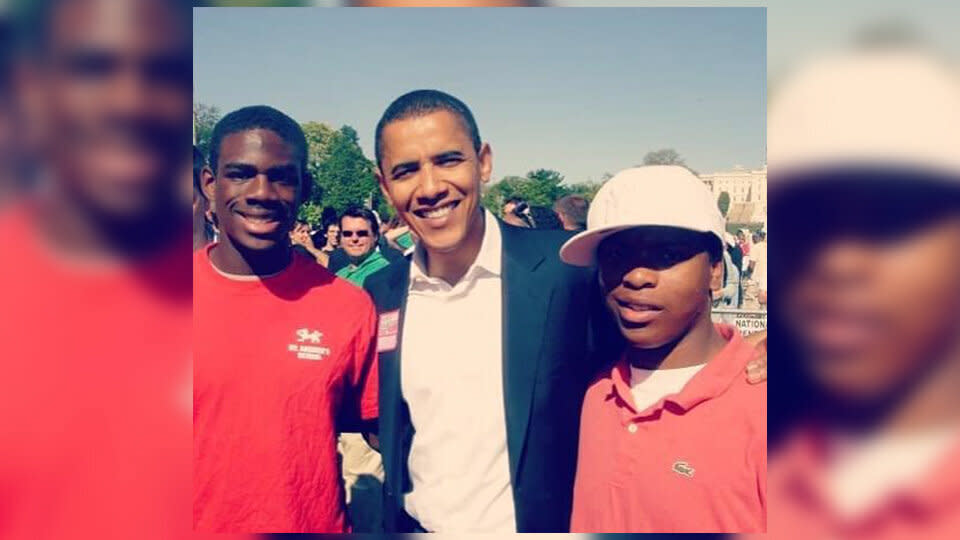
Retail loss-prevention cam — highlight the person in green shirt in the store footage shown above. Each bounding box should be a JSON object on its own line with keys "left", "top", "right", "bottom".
{"left": 335, "top": 205, "right": 392, "bottom": 286}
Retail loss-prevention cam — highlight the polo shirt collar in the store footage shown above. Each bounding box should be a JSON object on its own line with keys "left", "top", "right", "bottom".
{"left": 608, "top": 324, "right": 755, "bottom": 423}
{"left": 409, "top": 209, "right": 502, "bottom": 287}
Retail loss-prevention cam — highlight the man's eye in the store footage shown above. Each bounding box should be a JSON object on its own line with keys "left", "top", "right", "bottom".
{"left": 64, "top": 54, "right": 116, "bottom": 80}
{"left": 269, "top": 172, "right": 297, "bottom": 184}
{"left": 226, "top": 171, "right": 251, "bottom": 180}
{"left": 438, "top": 157, "right": 462, "bottom": 167}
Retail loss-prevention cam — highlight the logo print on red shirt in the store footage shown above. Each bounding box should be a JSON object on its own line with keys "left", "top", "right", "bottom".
{"left": 672, "top": 460, "right": 695, "bottom": 478}
{"left": 288, "top": 328, "right": 331, "bottom": 360}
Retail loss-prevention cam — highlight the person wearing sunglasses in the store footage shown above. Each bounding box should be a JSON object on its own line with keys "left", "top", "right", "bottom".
{"left": 336, "top": 204, "right": 392, "bottom": 287}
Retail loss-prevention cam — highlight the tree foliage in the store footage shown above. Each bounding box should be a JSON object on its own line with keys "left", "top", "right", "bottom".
{"left": 482, "top": 169, "right": 604, "bottom": 216}
{"left": 717, "top": 191, "right": 731, "bottom": 217}
{"left": 193, "top": 103, "right": 221, "bottom": 162}
{"left": 299, "top": 124, "right": 390, "bottom": 224}
{"left": 641, "top": 148, "right": 686, "bottom": 167}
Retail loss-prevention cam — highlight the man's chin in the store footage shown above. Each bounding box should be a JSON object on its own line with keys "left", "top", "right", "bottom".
{"left": 230, "top": 233, "right": 286, "bottom": 254}
{"left": 84, "top": 192, "right": 171, "bottom": 224}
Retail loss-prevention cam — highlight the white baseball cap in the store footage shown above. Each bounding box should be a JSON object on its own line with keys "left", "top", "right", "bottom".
{"left": 559, "top": 165, "right": 725, "bottom": 266}
{"left": 769, "top": 49, "right": 960, "bottom": 180}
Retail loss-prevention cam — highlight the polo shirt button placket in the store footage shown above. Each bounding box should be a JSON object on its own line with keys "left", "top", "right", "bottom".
{"left": 628, "top": 423, "right": 638, "bottom": 434}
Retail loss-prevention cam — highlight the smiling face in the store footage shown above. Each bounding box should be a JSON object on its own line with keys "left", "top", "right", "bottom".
{"left": 202, "top": 128, "right": 303, "bottom": 254}
{"left": 598, "top": 227, "right": 723, "bottom": 349}
{"left": 784, "top": 216, "right": 960, "bottom": 400}
{"left": 340, "top": 215, "right": 376, "bottom": 260}
{"left": 28, "top": 0, "right": 190, "bottom": 220}
{"left": 325, "top": 223, "right": 340, "bottom": 248}
{"left": 376, "top": 110, "right": 491, "bottom": 256}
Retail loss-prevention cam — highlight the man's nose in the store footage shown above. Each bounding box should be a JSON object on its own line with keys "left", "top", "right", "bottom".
{"left": 418, "top": 164, "right": 449, "bottom": 203}
{"left": 246, "top": 174, "right": 278, "bottom": 201}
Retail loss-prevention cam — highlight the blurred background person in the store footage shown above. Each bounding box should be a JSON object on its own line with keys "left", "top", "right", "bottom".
{"left": 716, "top": 232, "right": 743, "bottom": 309}
{"left": 331, "top": 204, "right": 389, "bottom": 532}
{"left": 383, "top": 214, "right": 416, "bottom": 258}
{"left": 751, "top": 229, "right": 767, "bottom": 308}
{"left": 0, "top": 1, "right": 236, "bottom": 539}
{"left": 553, "top": 194, "right": 589, "bottom": 232}
{"left": 763, "top": 47, "right": 960, "bottom": 540}
{"left": 318, "top": 218, "right": 340, "bottom": 254}
{"left": 193, "top": 145, "right": 215, "bottom": 250}
{"left": 336, "top": 204, "right": 391, "bottom": 286}
{"left": 502, "top": 195, "right": 525, "bottom": 220}
{"left": 738, "top": 228, "right": 752, "bottom": 261}
{"left": 290, "top": 219, "right": 328, "bottom": 264}
{"left": 503, "top": 199, "right": 531, "bottom": 227}
{"left": 527, "top": 204, "right": 563, "bottom": 229}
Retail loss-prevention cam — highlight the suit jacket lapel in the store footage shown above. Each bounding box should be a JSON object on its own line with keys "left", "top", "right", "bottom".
{"left": 500, "top": 222, "right": 554, "bottom": 482}
{"left": 376, "top": 262, "right": 414, "bottom": 493}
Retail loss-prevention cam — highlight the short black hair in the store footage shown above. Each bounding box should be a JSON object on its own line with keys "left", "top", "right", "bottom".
{"left": 375, "top": 89, "right": 481, "bottom": 167}
{"left": 209, "top": 105, "right": 311, "bottom": 200}
{"left": 705, "top": 233, "right": 724, "bottom": 264}
{"left": 554, "top": 194, "right": 589, "bottom": 229}
{"left": 527, "top": 205, "right": 563, "bottom": 229}
{"left": 339, "top": 204, "right": 380, "bottom": 238}
{"left": 504, "top": 196, "right": 525, "bottom": 206}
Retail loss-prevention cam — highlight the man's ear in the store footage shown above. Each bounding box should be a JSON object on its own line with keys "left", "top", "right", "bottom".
{"left": 376, "top": 166, "right": 394, "bottom": 209}
{"left": 201, "top": 168, "right": 217, "bottom": 212}
{"left": 478, "top": 142, "right": 493, "bottom": 185}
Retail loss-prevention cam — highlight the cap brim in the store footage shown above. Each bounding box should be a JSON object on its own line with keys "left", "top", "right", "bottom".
{"left": 559, "top": 225, "right": 640, "bottom": 266}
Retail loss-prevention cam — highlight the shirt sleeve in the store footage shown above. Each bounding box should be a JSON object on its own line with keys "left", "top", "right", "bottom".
{"left": 351, "top": 298, "right": 379, "bottom": 422}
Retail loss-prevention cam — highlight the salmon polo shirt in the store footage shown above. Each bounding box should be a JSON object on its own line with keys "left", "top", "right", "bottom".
{"left": 571, "top": 324, "right": 766, "bottom": 533}
{"left": 756, "top": 428, "right": 960, "bottom": 540}
{"left": 193, "top": 246, "right": 379, "bottom": 533}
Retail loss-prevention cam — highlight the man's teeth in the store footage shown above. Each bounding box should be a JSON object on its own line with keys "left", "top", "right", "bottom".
{"left": 422, "top": 204, "right": 454, "bottom": 219}
{"left": 245, "top": 215, "right": 277, "bottom": 223}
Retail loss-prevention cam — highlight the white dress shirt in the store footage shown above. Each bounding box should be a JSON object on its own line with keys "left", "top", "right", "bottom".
{"left": 400, "top": 210, "right": 516, "bottom": 532}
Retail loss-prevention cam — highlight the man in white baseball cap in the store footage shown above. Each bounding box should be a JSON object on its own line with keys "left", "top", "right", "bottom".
{"left": 765, "top": 49, "right": 960, "bottom": 540}
{"left": 563, "top": 166, "right": 766, "bottom": 533}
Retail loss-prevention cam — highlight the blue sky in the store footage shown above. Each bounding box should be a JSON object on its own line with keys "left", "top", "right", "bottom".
{"left": 194, "top": 7, "right": 765, "bottom": 183}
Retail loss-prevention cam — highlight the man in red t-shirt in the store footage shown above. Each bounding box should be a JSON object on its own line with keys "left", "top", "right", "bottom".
{"left": 560, "top": 166, "right": 766, "bottom": 533}
{"left": 194, "top": 106, "right": 378, "bottom": 533}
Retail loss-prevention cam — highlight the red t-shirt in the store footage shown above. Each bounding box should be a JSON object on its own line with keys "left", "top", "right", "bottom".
{"left": 571, "top": 324, "right": 766, "bottom": 533}
{"left": 0, "top": 205, "right": 244, "bottom": 540}
{"left": 754, "top": 427, "right": 960, "bottom": 540}
{"left": 193, "top": 245, "right": 378, "bottom": 533}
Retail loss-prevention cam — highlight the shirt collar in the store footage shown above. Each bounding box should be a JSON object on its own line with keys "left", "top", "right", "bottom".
{"left": 608, "top": 324, "right": 756, "bottom": 423}
{"left": 349, "top": 248, "right": 381, "bottom": 269}
{"left": 409, "top": 209, "right": 502, "bottom": 287}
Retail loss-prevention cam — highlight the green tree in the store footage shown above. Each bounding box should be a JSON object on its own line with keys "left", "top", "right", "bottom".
{"left": 300, "top": 125, "right": 383, "bottom": 224}
{"left": 641, "top": 148, "right": 686, "bottom": 166}
{"left": 717, "top": 191, "right": 731, "bottom": 217}
{"left": 481, "top": 169, "right": 568, "bottom": 215}
{"left": 565, "top": 181, "right": 604, "bottom": 202}
{"left": 193, "top": 103, "right": 221, "bottom": 162}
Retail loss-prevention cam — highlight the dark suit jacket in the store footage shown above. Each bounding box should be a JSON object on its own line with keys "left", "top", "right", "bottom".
{"left": 364, "top": 218, "right": 609, "bottom": 532}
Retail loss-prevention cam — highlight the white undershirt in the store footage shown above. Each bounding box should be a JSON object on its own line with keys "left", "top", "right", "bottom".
{"left": 629, "top": 363, "right": 706, "bottom": 412}
{"left": 400, "top": 211, "right": 515, "bottom": 533}
{"left": 824, "top": 426, "right": 958, "bottom": 519}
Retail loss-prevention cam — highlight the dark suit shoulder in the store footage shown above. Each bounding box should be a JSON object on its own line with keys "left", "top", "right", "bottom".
{"left": 501, "top": 224, "right": 592, "bottom": 285}
{"left": 362, "top": 258, "right": 410, "bottom": 310}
